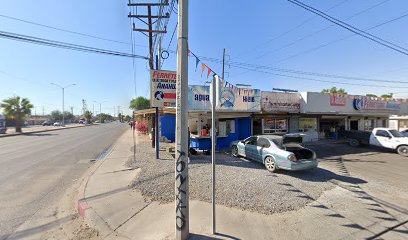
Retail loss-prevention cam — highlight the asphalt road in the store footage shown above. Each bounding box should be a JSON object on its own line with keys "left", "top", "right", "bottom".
{"left": 0, "top": 122, "right": 127, "bottom": 240}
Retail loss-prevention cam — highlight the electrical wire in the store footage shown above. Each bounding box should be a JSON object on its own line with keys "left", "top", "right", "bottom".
{"left": 0, "top": 30, "right": 148, "bottom": 59}
{"left": 287, "top": 0, "right": 408, "bottom": 56}
{"left": 274, "top": 11, "right": 408, "bottom": 64}
{"left": 233, "top": 65, "right": 408, "bottom": 89}
{"left": 232, "top": 0, "right": 350, "bottom": 60}
{"left": 0, "top": 13, "right": 148, "bottom": 47}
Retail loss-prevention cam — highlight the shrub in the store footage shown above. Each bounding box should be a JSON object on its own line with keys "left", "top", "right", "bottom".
{"left": 135, "top": 119, "right": 148, "bottom": 134}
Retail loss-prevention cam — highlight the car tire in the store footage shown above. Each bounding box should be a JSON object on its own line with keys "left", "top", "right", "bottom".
{"left": 231, "top": 146, "right": 239, "bottom": 157}
{"left": 349, "top": 139, "right": 360, "bottom": 147}
{"left": 397, "top": 145, "right": 408, "bottom": 157}
{"left": 264, "top": 156, "right": 277, "bottom": 172}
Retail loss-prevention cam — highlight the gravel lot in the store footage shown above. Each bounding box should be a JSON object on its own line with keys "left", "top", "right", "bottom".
{"left": 127, "top": 136, "right": 365, "bottom": 214}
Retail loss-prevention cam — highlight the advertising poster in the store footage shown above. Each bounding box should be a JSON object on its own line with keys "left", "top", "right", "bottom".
{"left": 188, "top": 85, "right": 211, "bottom": 111}
{"left": 216, "top": 76, "right": 261, "bottom": 112}
{"left": 353, "top": 97, "right": 401, "bottom": 111}
{"left": 330, "top": 94, "right": 346, "bottom": 106}
{"left": 150, "top": 70, "right": 177, "bottom": 107}
{"left": 261, "top": 92, "right": 300, "bottom": 112}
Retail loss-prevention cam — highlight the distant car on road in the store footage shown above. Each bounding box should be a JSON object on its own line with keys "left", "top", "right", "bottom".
{"left": 53, "top": 122, "right": 62, "bottom": 127}
{"left": 230, "top": 134, "right": 318, "bottom": 172}
{"left": 42, "top": 121, "right": 52, "bottom": 126}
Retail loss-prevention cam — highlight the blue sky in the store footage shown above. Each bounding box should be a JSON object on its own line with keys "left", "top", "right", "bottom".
{"left": 1, "top": 0, "right": 408, "bottom": 115}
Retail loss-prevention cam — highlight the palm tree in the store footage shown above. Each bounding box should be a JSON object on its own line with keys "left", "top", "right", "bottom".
{"left": 1, "top": 96, "right": 33, "bottom": 133}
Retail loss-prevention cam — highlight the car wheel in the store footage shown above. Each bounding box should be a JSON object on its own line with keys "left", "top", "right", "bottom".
{"left": 349, "top": 139, "right": 360, "bottom": 147}
{"left": 397, "top": 145, "right": 408, "bottom": 157}
{"left": 264, "top": 156, "right": 277, "bottom": 172}
{"left": 231, "top": 146, "right": 239, "bottom": 157}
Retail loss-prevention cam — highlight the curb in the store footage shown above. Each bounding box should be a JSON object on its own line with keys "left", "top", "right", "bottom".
{"left": 0, "top": 124, "right": 94, "bottom": 138}
{"left": 76, "top": 131, "right": 127, "bottom": 238}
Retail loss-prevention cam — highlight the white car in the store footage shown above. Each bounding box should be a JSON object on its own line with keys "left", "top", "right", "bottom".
{"left": 53, "top": 122, "right": 62, "bottom": 126}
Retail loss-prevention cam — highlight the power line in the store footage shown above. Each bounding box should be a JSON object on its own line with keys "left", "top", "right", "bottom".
{"left": 274, "top": 11, "right": 408, "bottom": 63}
{"left": 287, "top": 0, "right": 408, "bottom": 56}
{"left": 252, "top": 0, "right": 391, "bottom": 62}
{"left": 0, "top": 13, "right": 147, "bottom": 47}
{"left": 184, "top": 52, "right": 408, "bottom": 84}
{"left": 231, "top": 0, "right": 350, "bottom": 60}
{"left": 0, "top": 30, "right": 148, "bottom": 59}
{"left": 233, "top": 65, "right": 408, "bottom": 89}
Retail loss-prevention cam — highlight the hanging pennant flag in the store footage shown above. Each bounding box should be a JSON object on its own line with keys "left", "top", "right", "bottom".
{"left": 225, "top": 81, "right": 228, "bottom": 87}
{"left": 195, "top": 56, "right": 200, "bottom": 72}
{"left": 207, "top": 68, "right": 212, "bottom": 78}
{"left": 201, "top": 63, "right": 206, "bottom": 77}
{"left": 188, "top": 49, "right": 191, "bottom": 56}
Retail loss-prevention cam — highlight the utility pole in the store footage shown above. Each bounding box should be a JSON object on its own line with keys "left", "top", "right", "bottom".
{"left": 70, "top": 106, "right": 74, "bottom": 115}
{"left": 175, "top": 0, "right": 189, "bottom": 239}
{"left": 222, "top": 48, "right": 226, "bottom": 81}
{"left": 128, "top": 1, "right": 168, "bottom": 70}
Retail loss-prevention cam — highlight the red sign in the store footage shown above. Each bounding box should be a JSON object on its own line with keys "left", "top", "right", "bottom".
{"left": 330, "top": 94, "right": 346, "bottom": 106}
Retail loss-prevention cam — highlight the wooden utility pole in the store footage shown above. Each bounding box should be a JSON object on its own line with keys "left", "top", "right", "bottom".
{"left": 128, "top": 1, "right": 168, "bottom": 70}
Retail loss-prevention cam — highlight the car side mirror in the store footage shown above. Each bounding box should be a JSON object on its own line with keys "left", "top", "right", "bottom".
{"left": 241, "top": 140, "right": 245, "bottom": 144}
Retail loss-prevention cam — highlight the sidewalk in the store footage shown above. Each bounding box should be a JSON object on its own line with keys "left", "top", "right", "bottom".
{"left": 78, "top": 129, "right": 408, "bottom": 240}
{"left": 0, "top": 123, "right": 91, "bottom": 137}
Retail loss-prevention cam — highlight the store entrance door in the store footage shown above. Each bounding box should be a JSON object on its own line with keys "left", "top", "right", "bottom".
{"left": 253, "top": 118, "right": 262, "bottom": 135}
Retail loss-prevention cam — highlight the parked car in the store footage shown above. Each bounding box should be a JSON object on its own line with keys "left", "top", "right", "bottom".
{"left": 344, "top": 128, "right": 408, "bottom": 156}
{"left": 53, "top": 122, "right": 62, "bottom": 127}
{"left": 401, "top": 129, "right": 408, "bottom": 137}
{"left": 230, "top": 134, "right": 318, "bottom": 172}
{"left": 42, "top": 121, "right": 52, "bottom": 126}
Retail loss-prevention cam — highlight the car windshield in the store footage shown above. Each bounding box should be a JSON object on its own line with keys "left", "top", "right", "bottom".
{"left": 389, "top": 130, "right": 405, "bottom": 138}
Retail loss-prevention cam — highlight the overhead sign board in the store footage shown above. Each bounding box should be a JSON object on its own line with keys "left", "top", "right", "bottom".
{"left": 188, "top": 85, "right": 211, "bottom": 111}
{"left": 150, "top": 70, "right": 177, "bottom": 107}
{"left": 261, "top": 92, "right": 300, "bottom": 112}
{"left": 353, "top": 97, "right": 401, "bottom": 111}
{"left": 216, "top": 77, "right": 261, "bottom": 112}
{"left": 330, "top": 94, "right": 346, "bottom": 106}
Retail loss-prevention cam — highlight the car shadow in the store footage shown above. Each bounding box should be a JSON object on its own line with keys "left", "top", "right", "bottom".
{"left": 307, "top": 143, "right": 394, "bottom": 159}
{"left": 280, "top": 167, "right": 367, "bottom": 185}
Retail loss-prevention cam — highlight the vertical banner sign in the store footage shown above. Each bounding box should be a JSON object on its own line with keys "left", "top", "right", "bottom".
{"left": 150, "top": 70, "right": 177, "bottom": 107}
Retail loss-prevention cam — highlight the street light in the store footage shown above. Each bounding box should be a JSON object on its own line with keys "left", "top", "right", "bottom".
{"left": 93, "top": 101, "right": 107, "bottom": 123}
{"left": 50, "top": 83, "right": 76, "bottom": 126}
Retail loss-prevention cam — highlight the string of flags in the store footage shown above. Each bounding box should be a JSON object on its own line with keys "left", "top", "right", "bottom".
{"left": 189, "top": 49, "right": 256, "bottom": 96}
{"left": 188, "top": 50, "right": 406, "bottom": 101}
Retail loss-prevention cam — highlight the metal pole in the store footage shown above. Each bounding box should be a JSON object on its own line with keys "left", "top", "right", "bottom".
{"left": 175, "top": 0, "right": 189, "bottom": 238}
{"left": 155, "top": 53, "right": 160, "bottom": 160}
{"left": 155, "top": 107, "right": 159, "bottom": 159}
{"left": 62, "top": 88, "right": 65, "bottom": 126}
{"left": 99, "top": 103, "right": 102, "bottom": 123}
{"left": 211, "top": 74, "right": 217, "bottom": 234}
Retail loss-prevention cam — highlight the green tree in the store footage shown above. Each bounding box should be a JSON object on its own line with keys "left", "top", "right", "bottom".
{"left": 321, "top": 87, "right": 347, "bottom": 94}
{"left": 63, "top": 111, "right": 74, "bottom": 123}
{"left": 130, "top": 96, "right": 150, "bottom": 110}
{"left": 124, "top": 115, "right": 131, "bottom": 122}
{"left": 1, "top": 96, "right": 33, "bottom": 133}
{"left": 381, "top": 93, "right": 393, "bottom": 98}
{"left": 118, "top": 113, "right": 124, "bottom": 122}
{"left": 50, "top": 110, "right": 63, "bottom": 122}
{"left": 366, "top": 94, "right": 377, "bottom": 98}
{"left": 84, "top": 110, "right": 92, "bottom": 123}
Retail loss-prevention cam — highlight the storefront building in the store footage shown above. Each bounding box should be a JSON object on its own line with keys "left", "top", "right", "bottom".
{"left": 299, "top": 92, "right": 408, "bottom": 139}
{"left": 187, "top": 81, "right": 261, "bottom": 150}
{"left": 253, "top": 91, "right": 301, "bottom": 135}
